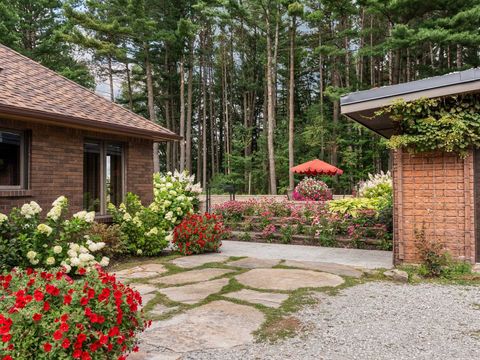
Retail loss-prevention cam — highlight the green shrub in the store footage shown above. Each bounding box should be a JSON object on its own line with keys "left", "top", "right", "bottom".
{"left": 327, "top": 197, "right": 379, "bottom": 217}
{"left": 0, "top": 197, "right": 108, "bottom": 273}
{"left": 109, "top": 193, "right": 170, "bottom": 256}
{"left": 89, "top": 223, "right": 128, "bottom": 258}
{"left": 415, "top": 226, "right": 448, "bottom": 277}
{"left": 109, "top": 170, "right": 202, "bottom": 256}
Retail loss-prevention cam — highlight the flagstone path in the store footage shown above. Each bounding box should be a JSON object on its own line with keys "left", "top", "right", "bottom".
{"left": 115, "top": 253, "right": 369, "bottom": 360}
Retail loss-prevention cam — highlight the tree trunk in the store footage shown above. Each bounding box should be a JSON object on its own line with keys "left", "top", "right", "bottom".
{"left": 186, "top": 44, "right": 194, "bottom": 174}
{"left": 125, "top": 62, "right": 133, "bottom": 110}
{"left": 456, "top": 44, "right": 463, "bottom": 68}
{"left": 179, "top": 59, "right": 186, "bottom": 172}
{"left": 144, "top": 43, "right": 160, "bottom": 173}
{"left": 201, "top": 31, "right": 207, "bottom": 188}
{"left": 265, "top": 8, "right": 277, "bottom": 195}
{"left": 288, "top": 15, "right": 296, "bottom": 191}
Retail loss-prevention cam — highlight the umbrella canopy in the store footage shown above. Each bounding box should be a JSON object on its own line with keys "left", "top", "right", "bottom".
{"left": 290, "top": 159, "right": 343, "bottom": 176}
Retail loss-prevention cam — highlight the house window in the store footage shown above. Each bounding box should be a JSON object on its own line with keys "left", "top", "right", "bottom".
{"left": 0, "top": 130, "right": 27, "bottom": 189}
{"left": 83, "top": 140, "right": 124, "bottom": 214}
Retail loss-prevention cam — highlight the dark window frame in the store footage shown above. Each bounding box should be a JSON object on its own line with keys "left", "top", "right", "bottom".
{"left": 0, "top": 128, "right": 29, "bottom": 190}
{"left": 83, "top": 138, "right": 125, "bottom": 214}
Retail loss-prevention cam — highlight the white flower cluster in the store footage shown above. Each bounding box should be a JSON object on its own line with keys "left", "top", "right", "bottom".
{"left": 63, "top": 239, "right": 109, "bottom": 272}
{"left": 47, "top": 196, "right": 68, "bottom": 221}
{"left": 358, "top": 171, "right": 392, "bottom": 197}
{"left": 20, "top": 201, "right": 42, "bottom": 219}
{"left": 37, "top": 223, "right": 53, "bottom": 236}
{"left": 73, "top": 210, "right": 96, "bottom": 223}
{"left": 0, "top": 213, "right": 7, "bottom": 224}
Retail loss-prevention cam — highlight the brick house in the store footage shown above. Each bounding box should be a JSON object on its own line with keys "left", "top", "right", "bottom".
{"left": 341, "top": 69, "right": 480, "bottom": 265}
{"left": 0, "top": 45, "right": 180, "bottom": 216}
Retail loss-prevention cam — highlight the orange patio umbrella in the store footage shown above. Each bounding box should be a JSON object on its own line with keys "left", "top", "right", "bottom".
{"left": 290, "top": 159, "right": 343, "bottom": 176}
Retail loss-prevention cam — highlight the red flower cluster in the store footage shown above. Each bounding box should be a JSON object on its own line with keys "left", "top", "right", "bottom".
{"left": 0, "top": 267, "right": 150, "bottom": 359}
{"left": 173, "top": 213, "right": 226, "bottom": 255}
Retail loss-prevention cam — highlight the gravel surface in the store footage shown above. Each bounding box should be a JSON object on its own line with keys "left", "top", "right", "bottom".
{"left": 183, "top": 282, "right": 480, "bottom": 360}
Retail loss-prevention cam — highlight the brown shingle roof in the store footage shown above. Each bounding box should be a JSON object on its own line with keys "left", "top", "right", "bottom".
{"left": 0, "top": 45, "right": 180, "bottom": 141}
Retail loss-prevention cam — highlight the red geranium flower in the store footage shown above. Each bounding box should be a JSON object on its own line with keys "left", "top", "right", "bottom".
{"left": 43, "top": 342, "right": 52, "bottom": 352}
{"left": 33, "top": 313, "right": 42, "bottom": 322}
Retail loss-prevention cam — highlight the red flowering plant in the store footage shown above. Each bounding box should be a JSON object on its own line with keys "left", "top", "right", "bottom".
{"left": 172, "top": 213, "right": 226, "bottom": 255}
{"left": 0, "top": 266, "right": 150, "bottom": 360}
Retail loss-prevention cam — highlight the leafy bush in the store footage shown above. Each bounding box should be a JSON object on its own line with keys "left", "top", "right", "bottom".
{"left": 0, "top": 267, "right": 149, "bottom": 359}
{"left": 327, "top": 197, "right": 379, "bottom": 217}
{"left": 89, "top": 223, "right": 128, "bottom": 259}
{"left": 109, "top": 171, "right": 202, "bottom": 256}
{"left": 379, "top": 95, "right": 480, "bottom": 157}
{"left": 109, "top": 193, "right": 171, "bottom": 256}
{"left": 292, "top": 177, "right": 332, "bottom": 201}
{"left": 415, "top": 226, "right": 448, "bottom": 277}
{"left": 172, "top": 213, "right": 225, "bottom": 255}
{"left": 0, "top": 197, "right": 108, "bottom": 273}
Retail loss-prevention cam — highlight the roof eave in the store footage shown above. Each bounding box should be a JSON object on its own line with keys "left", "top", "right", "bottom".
{"left": 0, "top": 104, "right": 182, "bottom": 141}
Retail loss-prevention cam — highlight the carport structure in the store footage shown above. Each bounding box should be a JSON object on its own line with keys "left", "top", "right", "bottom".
{"left": 341, "top": 69, "right": 480, "bottom": 265}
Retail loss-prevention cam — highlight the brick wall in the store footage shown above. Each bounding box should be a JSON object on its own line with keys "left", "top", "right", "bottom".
{"left": 393, "top": 149, "right": 475, "bottom": 264}
{"left": 0, "top": 118, "right": 154, "bottom": 214}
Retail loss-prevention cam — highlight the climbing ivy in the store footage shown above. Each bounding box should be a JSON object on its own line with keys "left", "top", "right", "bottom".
{"left": 377, "top": 94, "right": 480, "bottom": 157}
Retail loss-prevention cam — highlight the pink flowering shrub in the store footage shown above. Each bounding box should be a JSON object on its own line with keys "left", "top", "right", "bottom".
{"left": 292, "top": 178, "right": 332, "bottom": 202}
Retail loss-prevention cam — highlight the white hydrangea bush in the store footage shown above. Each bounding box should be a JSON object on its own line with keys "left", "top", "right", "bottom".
{"left": 357, "top": 171, "right": 393, "bottom": 198}
{"left": 108, "top": 170, "right": 202, "bottom": 256}
{"left": 0, "top": 196, "right": 108, "bottom": 273}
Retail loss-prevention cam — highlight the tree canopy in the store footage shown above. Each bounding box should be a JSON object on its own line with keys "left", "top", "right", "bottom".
{"left": 1, "top": 0, "right": 479, "bottom": 194}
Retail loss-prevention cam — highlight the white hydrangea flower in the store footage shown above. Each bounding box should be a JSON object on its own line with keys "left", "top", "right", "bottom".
{"left": 73, "top": 210, "right": 87, "bottom": 220}
{"left": 30, "top": 258, "right": 39, "bottom": 265}
{"left": 99, "top": 257, "right": 110, "bottom": 267}
{"left": 146, "top": 227, "right": 158, "bottom": 237}
{"left": 45, "top": 257, "right": 55, "bottom": 265}
{"left": 79, "top": 253, "right": 94, "bottom": 262}
{"left": 47, "top": 206, "right": 62, "bottom": 221}
{"left": 20, "top": 204, "right": 34, "bottom": 219}
{"left": 26, "top": 251, "right": 37, "bottom": 260}
{"left": 70, "top": 257, "right": 81, "bottom": 266}
{"left": 53, "top": 246, "right": 62, "bottom": 254}
{"left": 165, "top": 211, "right": 173, "bottom": 221}
{"left": 79, "top": 246, "right": 89, "bottom": 254}
{"left": 123, "top": 213, "right": 132, "bottom": 221}
{"left": 29, "top": 201, "right": 42, "bottom": 214}
{"left": 52, "top": 196, "right": 67, "bottom": 207}
{"left": 69, "top": 243, "right": 80, "bottom": 252}
{"left": 133, "top": 216, "right": 142, "bottom": 227}
{"left": 136, "top": 249, "right": 143, "bottom": 255}
{"left": 84, "top": 211, "right": 95, "bottom": 223}
{"left": 37, "top": 223, "right": 53, "bottom": 236}
{"left": 67, "top": 249, "right": 77, "bottom": 258}
{"left": 165, "top": 232, "right": 173, "bottom": 242}
{"left": 0, "top": 213, "right": 7, "bottom": 224}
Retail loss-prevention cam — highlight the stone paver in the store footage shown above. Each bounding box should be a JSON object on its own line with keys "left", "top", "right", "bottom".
{"left": 130, "top": 283, "right": 159, "bottom": 296}
{"left": 224, "top": 289, "right": 288, "bottom": 308}
{"left": 170, "top": 254, "right": 229, "bottom": 268}
{"left": 150, "top": 304, "right": 179, "bottom": 316}
{"left": 235, "top": 268, "right": 344, "bottom": 291}
{"left": 115, "top": 264, "right": 167, "bottom": 280}
{"left": 283, "top": 260, "right": 363, "bottom": 278}
{"left": 140, "top": 300, "right": 264, "bottom": 354}
{"left": 159, "top": 278, "right": 230, "bottom": 304}
{"left": 221, "top": 240, "right": 392, "bottom": 269}
{"left": 151, "top": 268, "right": 234, "bottom": 285}
{"left": 227, "top": 257, "right": 280, "bottom": 269}
{"left": 140, "top": 293, "right": 157, "bottom": 309}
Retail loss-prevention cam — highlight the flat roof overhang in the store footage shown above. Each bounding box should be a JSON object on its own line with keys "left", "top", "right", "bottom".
{"left": 341, "top": 68, "right": 480, "bottom": 138}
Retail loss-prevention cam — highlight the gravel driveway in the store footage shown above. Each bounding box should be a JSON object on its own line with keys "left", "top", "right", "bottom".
{"left": 184, "top": 282, "right": 480, "bottom": 360}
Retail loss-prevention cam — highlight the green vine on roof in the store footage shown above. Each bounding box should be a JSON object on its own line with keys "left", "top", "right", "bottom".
{"left": 376, "top": 93, "right": 480, "bottom": 158}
